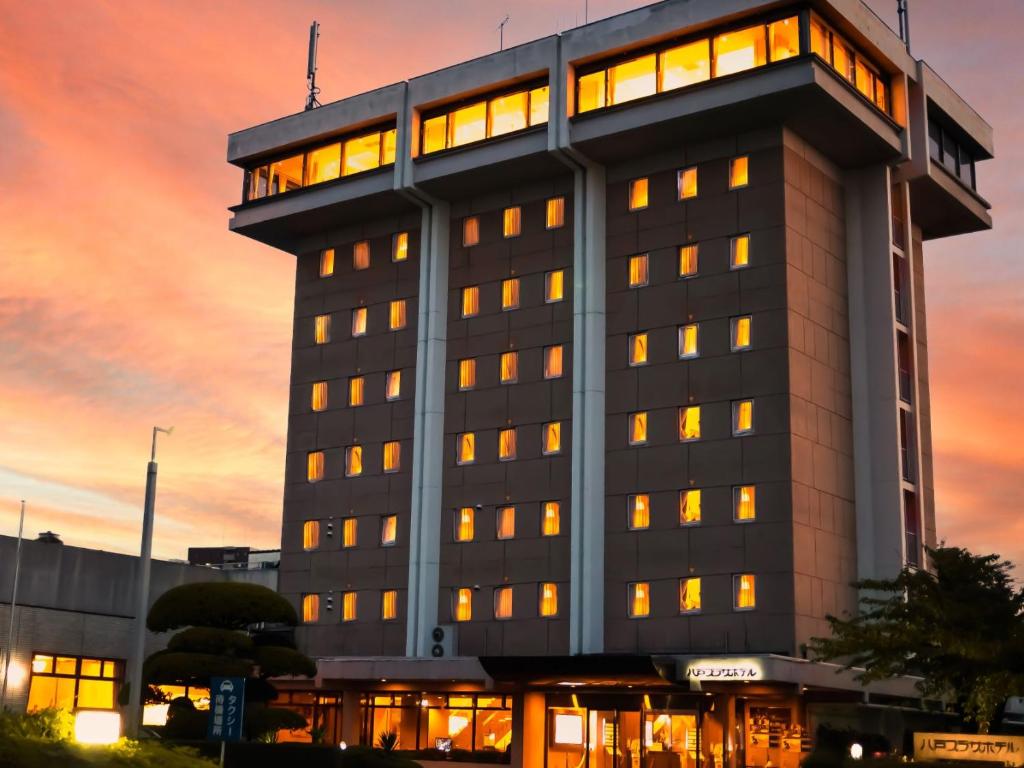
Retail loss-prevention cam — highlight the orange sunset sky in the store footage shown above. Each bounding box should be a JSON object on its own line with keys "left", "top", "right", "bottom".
{"left": 0, "top": 0, "right": 1021, "bottom": 566}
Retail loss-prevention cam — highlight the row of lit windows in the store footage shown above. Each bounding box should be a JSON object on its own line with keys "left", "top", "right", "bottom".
{"left": 577, "top": 17, "right": 800, "bottom": 113}
{"left": 303, "top": 516, "right": 398, "bottom": 550}
{"left": 312, "top": 372, "right": 402, "bottom": 411}
{"left": 456, "top": 422, "right": 562, "bottom": 464}
{"left": 302, "top": 590, "right": 399, "bottom": 623}
{"left": 809, "top": 13, "right": 889, "bottom": 113}
{"left": 453, "top": 502, "right": 562, "bottom": 542}
{"left": 26, "top": 654, "right": 121, "bottom": 713}
{"left": 627, "top": 317, "right": 751, "bottom": 364}
{"left": 460, "top": 270, "right": 566, "bottom": 319}
{"left": 307, "top": 442, "right": 402, "bottom": 481}
{"left": 454, "top": 583, "right": 559, "bottom": 621}
{"left": 627, "top": 156, "right": 748, "bottom": 212}
{"left": 627, "top": 400, "right": 755, "bottom": 444}
{"left": 624, "top": 486, "right": 756, "bottom": 528}
{"left": 312, "top": 301, "right": 408, "bottom": 344}
{"left": 462, "top": 197, "right": 566, "bottom": 246}
{"left": 457, "top": 346, "right": 564, "bottom": 389}
{"left": 423, "top": 85, "right": 550, "bottom": 155}
{"left": 626, "top": 574, "right": 757, "bottom": 617}
{"left": 625, "top": 237, "right": 751, "bottom": 289}
{"left": 245, "top": 127, "right": 397, "bottom": 202}
{"left": 318, "top": 232, "right": 410, "bottom": 277}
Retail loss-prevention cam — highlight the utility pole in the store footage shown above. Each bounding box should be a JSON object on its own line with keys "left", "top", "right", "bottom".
{"left": 125, "top": 427, "right": 172, "bottom": 737}
{"left": 0, "top": 501, "right": 26, "bottom": 709}
{"left": 499, "top": 15, "right": 510, "bottom": 51}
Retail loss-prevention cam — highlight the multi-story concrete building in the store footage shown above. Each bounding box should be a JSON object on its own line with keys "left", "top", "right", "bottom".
{"left": 227, "top": 1, "right": 992, "bottom": 765}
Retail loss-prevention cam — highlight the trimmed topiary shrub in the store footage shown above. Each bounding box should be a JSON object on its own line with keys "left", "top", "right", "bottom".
{"left": 147, "top": 582, "right": 298, "bottom": 632}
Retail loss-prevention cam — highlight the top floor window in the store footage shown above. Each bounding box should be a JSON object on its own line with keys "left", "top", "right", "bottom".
{"left": 928, "top": 118, "right": 978, "bottom": 191}
{"left": 244, "top": 126, "right": 397, "bottom": 203}
{"left": 809, "top": 13, "right": 889, "bottom": 113}
{"left": 421, "top": 83, "right": 549, "bottom": 155}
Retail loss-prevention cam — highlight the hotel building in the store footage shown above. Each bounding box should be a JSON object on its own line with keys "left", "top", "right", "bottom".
{"left": 226, "top": 1, "right": 993, "bottom": 765}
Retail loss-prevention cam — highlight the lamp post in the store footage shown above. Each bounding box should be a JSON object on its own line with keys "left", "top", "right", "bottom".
{"left": 125, "top": 427, "right": 172, "bottom": 738}
{"left": 1, "top": 500, "right": 26, "bottom": 709}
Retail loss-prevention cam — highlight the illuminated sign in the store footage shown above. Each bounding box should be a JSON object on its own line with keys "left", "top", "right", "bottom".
{"left": 554, "top": 713, "right": 585, "bottom": 745}
{"left": 682, "top": 658, "right": 764, "bottom": 681}
{"left": 915, "top": 733, "right": 1024, "bottom": 766}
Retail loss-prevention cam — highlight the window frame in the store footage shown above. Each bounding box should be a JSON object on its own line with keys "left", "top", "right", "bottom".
{"left": 627, "top": 581, "right": 651, "bottom": 619}
{"left": 732, "top": 399, "right": 755, "bottom": 436}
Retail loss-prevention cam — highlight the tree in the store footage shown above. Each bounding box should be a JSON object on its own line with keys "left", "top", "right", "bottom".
{"left": 809, "top": 546, "right": 1024, "bottom": 732}
{"left": 143, "top": 582, "right": 316, "bottom": 741}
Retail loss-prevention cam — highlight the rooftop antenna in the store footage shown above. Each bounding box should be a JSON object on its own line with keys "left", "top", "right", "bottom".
{"left": 897, "top": 0, "right": 911, "bottom": 53}
{"left": 498, "top": 15, "right": 511, "bottom": 51}
{"left": 305, "top": 21, "right": 321, "bottom": 111}
{"left": 585, "top": 0, "right": 589, "bottom": 24}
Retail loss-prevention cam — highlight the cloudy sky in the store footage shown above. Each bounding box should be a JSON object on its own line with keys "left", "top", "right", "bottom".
{"left": 0, "top": 0, "right": 1021, "bottom": 566}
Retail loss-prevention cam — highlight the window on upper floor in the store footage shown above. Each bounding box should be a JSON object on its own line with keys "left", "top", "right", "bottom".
{"left": 494, "top": 586, "right": 513, "bottom": 619}
{"left": 352, "top": 307, "right": 367, "bottom": 337}
{"left": 349, "top": 376, "right": 365, "bottom": 407}
{"left": 542, "top": 502, "right": 560, "bottom": 536}
{"left": 453, "top": 588, "right": 472, "bottom": 622}
{"left": 303, "top": 520, "right": 320, "bottom": 550}
{"left": 810, "top": 13, "right": 889, "bottom": 113}
{"left": 502, "top": 278, "right": 520, "bottom": 310}
{"left": 499, "top": 428, "right": 517, "bottom": 461}
{"left": 503, "top": 206, "right": 522, "bottom": 238}
{"left": 342, "top": 517, "right": 357, "bottom": 548}
{"left": 546, "top": 270, "right": 565, "bottom": 303}
{"left": 628, "top": 178, "right": 649, "bottom": 210}
{"left": 547, "top": 196, "right": 566, "bottom": 229}
{"left": 382, "top": 590, "right": 398, "bottom": 621}
{"left": 456, "top": 432, "right": 476, "bottom": 465}
{"left": 731, "top": 234, "right": 750, "bottom": 269}
{"left": 345, "top": 445, "right": 363, "bottom": 477}
{"left": 680, "top": 489, "right": 701, "bottom": 525}
{"left": 731, "top": 316, "right": 752, "bottom": 351}
{"left": 734, "top": 573, "right": 756, "bottom": 610}
{"left": 544, "top": 345, "right": 564, "bottom": 379}
{"left": 319, "top": 248, "right": 335, "bottom": 277}
{"left": 679, "top": 244, "right": 699, "bottom": 278}
{"left": 628, "top": 582, "right": 651, "bottom": 618}
{"left": 389, "top": 300, "right": 407, "bottom": 330}
{"left": 628, "top": 494, "right": 650, "bottom": 530}
{"left": 302, "top": 594, "right": 319, "bottom": 623}
{"left": 463, "top": 216, "right": 480, "bottom": 246}
{"left": 458, "top": 358, "right": 476, "bottom": 391}
{"left": 314, "top": 314, "right": 331, "bottom": 344}
{"left": 341, "top": 591, "right": 357, "bottom": 622}
{"left": 678, "top": 324, "right": 699, "bottom": 359}
{"left": 677, "top": 167, "right": 698, "bottom": 200}
{"left": 307, "top": 451, "right": 324, "bottom": 482}
{"left": 679, "top": 406, "right": 701, "bottom": 441}
{"left": 734, "top": 485, "right": 757, "bottom": 521}
{"left": 733, "top": 399, "right": 754, "bottom": 435}
{"left": 455, "top": 507, "right": 475, "bottom": 542}
{"left": 392, "top": 232, "right": 409, "bottom": 262}
{"left": 462, "top": 286, "right": 480, "bottom": 318}
{"left": 629, "top": 254, "right": 649, "bottom": 288}
{"left": 629, "top": 332, "right": 648, "bottom": 366}
{"left": 500, "top": 351, "right": 519, "bottom": 383}
{"left": 543, "top": 422, "right": 562, "bottom": 455}
{"left": 381, "top": 514, "right": 398, "bottom": 546}
{"left": 383, "top": 441, "right": 401, "bottom": 473}
{"left": 539, "top": 583, "right": 558, "bottom": 617}
{"left": 386, "top": 370, "right": 401, "bottom": 401}
{"left": 629, "top": 412, "right": 648, "bottom": 446}
{"left": 421, "top": 84, "right": 549, "bottom": 155}
{"left": 311, "top": 381, "right": 328, "bottom": 412}
{"left": 729, "top": 156, "right": 749, "bottom": 189}
{"left": 680, "top": 577, "right": 702, "bottom": 614}
{"left": 497, "top": 506, "right": 516, "bottom": 540}
{"left": 353, "top": 241, "right": 370, "bottom": 270}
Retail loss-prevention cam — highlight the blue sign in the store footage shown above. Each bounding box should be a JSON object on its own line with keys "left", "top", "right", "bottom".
{"left": 207, "top": 676, "right": 246, "bottom": 742}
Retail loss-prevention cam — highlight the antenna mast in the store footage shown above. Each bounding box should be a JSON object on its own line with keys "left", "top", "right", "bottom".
{"left": 305, "top": 21, "right": 321, "bottom": 111}
{"left": 897, "top": 0, "right": 911, "bottom": 52}
{"left": 498, "top": 15, "right": 510, "bottom": 51}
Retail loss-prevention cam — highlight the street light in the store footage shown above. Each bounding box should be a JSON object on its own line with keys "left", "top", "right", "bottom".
{"left": 125, "top": 426, "right": 172, "bottom": 738}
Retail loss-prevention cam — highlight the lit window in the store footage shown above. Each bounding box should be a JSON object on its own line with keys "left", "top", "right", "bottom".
{"left": 342, "top": 591, "right": 357, "bottom": 622}
{"left": 734, "top": 574, "right": 756, "bottom": 610}
{"left": 678, "top": 324, "right": 699, "bottom": 359}
{"left": 628, "top": 582, "right": 651, "bottom": 618}
{"left": 392, "top": 232, "right": 409, "bottom": 262}
{"left": 319, "top": 248, "right": 335, "bottom": 277}
{"left": 545, "top": 270, "right": 565, "bottom": 302}
{"left": 660, "top": 39, "right": 710, "bottom": 91}
{"left": 502, "top": 278, "right": 520, "bottom": 310}
{"left": 628, "top": 494, "right": 650, "bottom": 530}
{"left": 342, "top": 517, "right": 357, "bottom": 548}
{"left": 546, "top": 197, "right": 565, "bottom": 229}
{"left": 729, "top": 156, "right": 749, "bottom": 189}
{"left": 463, "top": 216, "right": 480, "bottom": 246}
{"left": 346, "top": 445, "right": 363, "bottom": 477}
{"left": 679, "top": 244, "right": 698, "bottom": 277}
{"left": 458, "top": 359, "right": 477, "bottom": 390}
{"left": 28, "top": 655, "right": 120, "bottom": 712}
{"left": 578, "top": 70, "right": 607, "bottom": 113}
{"left": 449, "top": 102, "right": 487, "bottom": 147}
{"left": 381, "top": 514, "right": 398, "bottom": 545}
{"left": 499, "top": 428, "right": 517, "bottom": 461}
{"left": 497, "top": 506, "right": 515, "bottom": 539}
{"left": 677, "top": 167, "right": 698, "bottom": 200}
{"left": 382, "top": 590, "right": 398, "bottom": 621}
{"left": 629, "top": 333, "right": 648, "bottom": 366}
{"left": 530, "top": 86, "right": 550, "bottom": 125}
{"left": 539, "top": 582, "right": 558, "bottom": 617}
{"left": 679, "top": 406, "right": 701, "bottom": 441}
{"left": 680, "top": 577, "right": 702, "bottom": 613}
{"left": 382, "top": 129, "right": 396, "bottom": 165}
{"left": 500, "top": 351, "right": 518, "bottom": 383}
{"left": 629, "top": 412, "right": 648, "bottom": 446}
{"left": 349, "top": 376, "right": 365, "bottom": 407}
{"left": 810, "top": 15, "right": 829, "bottom": 59}
{"left": 733, "top": 400, "right": 754, "bottom": 435}
{"left": 305, "top": 143, "right": 341, "bottom": 186}
{"left": 353, "top": 241, "right": 370, "bottom": 270}
{"left": 352, "top": 307, "right": 367, "bottom": 337}
{"left": 314, "top": 314, "right": 331, "bottom": 344}
{"left": 543, "top": 422, "right": 562, "bottom": 455}
{"left": 734, "top": 485, "right": 757, "bottom": 521}
{"left": 629, "top": 178, "right": 649, "bottom": 210}
{"left": 302, "top": 594, "right": 319, "bottom": 623}
{"left": 628, "top": 254, "right": 649, "bottom": 288}
{"left": 303, "top": 520, "right": 320, "bottom": 550}
{"left": 462, "top": 286, "right": 480, "bottom": 318}
{"left": 457, "top": 433, "right": 475, "bottom": 465}
{"left": 544, "top": 345, "right": 564, "bottom": 379}
{"left": 307, "top": 451, "right": 324, "bottom": 482}
{"left": 494, "top": 586, "right": 513, "bottom": 619}
{"left": 389, "top": 300, "right": 407, "bottom": 330}
{"left": 383, "top": 441, "right": 401, "bottom": 473}
{"left": 609, "top": 53, "right": 657, "bottom": 105}
{"left": 454, "top": 588, "right": 473, "bottom": 621}
{"left": 489, "top": 91, "right": 528, "bottom": 137}
{"left": 731, "top": 316, "right": 752, "bottom": 351}
{"left": 311, "top": 381, "right": 328, "bottom": 412}
{"left": 680, "top": 489, "right": 701, "bottom": 525}
{"left": 455, "top": 507, "right": 475, "bottom": 542}
{"left": 713, "top": 25, "right": 766, "bottom": 78}
{"left": 386, "top": 370, "right": 401, "bottom": 400}
{"left": 503, "top": 206, "right": 522, "bottom": 238}
{"left": 730, "top": 234, "right": 750, "bottom": 269}
{"left": 422, "top": 114, "right": 447, "bottom": 154}
{"left": 769, "top": 17, "right": 799, "bottom": 62}
{"left": 542, "top": 502, "right": 560, "bottom": 536}
{"left": 342, "top": 131, "right": 383, "bottom": 175}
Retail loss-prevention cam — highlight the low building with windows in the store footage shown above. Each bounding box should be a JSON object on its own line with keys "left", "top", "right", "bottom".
{"left": 0, "top": 534, "right": 275, "bottom": 720}
{"left": 227, "top": 0, "right": 991, "bottom": 764}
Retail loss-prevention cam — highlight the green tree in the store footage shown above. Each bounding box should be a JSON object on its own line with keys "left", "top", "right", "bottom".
{"left": 809, "top": 546, "right": 1024, "bottom": 732}
{"left": 142, "top": 582, "right": 316, "bottom": 741}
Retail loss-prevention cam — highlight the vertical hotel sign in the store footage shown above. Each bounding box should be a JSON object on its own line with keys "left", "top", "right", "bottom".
{"left": 915, "top": 733, "right": 1024, "bottom": 766}
{"left": 208, "top": 677, "right": 246, "bottom": 742}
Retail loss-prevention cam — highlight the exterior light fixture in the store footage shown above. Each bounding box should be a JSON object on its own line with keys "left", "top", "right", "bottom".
{"left": 850, "top": 742, "right": 864, "bottom": 760}
{"left": 75, "top": 710, "right": 121, "bottom": 745}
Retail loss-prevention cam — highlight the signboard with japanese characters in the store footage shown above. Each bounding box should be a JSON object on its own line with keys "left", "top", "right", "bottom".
{"left": 207, "top": 676, "right": 246, "bottom": 743}
{"left": 915, "top": 732, "right": 1024, "bottom": 766}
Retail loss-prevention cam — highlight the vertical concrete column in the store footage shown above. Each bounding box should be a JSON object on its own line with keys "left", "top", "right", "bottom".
{"left": 512, "top": 691, "right": 547, "bottom": 768}
{"left": 845, "top": 166, "right": 905, "bottom": 581}
{"left": 341, "top": 689, "right": 362, "bottom": 746}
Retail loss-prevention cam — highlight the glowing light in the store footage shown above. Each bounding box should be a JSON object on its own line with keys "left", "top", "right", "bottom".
{"left": 74, "top": 710, "right": 121, "bottom": 745}
{"left": 5, "top": 661, "right": 28, "bottom": 688}
{"left": 554, "top": 713, "right": 584, "bottom": 745}
{"left": 850, "top": 743, "right": 864, "bottom": 760}
{"left": 143, "top": 703, "right": 169, "bottom": 726}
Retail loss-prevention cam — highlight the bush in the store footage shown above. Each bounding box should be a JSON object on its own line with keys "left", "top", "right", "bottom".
{"left": 245, "top": 706, "right": 308, "bottom": 742}
{"left": 167, "top": 627, "right": 255, "bottom": 656}
{"left": 0, "top": 708, "right": 74, "bottom": 740}
{"left": 0, "top": 733, "right": 216, "bottom": 768}
{"left": 147, "top": 582, "right": 298, "bottom": 632}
